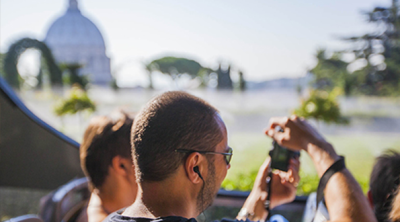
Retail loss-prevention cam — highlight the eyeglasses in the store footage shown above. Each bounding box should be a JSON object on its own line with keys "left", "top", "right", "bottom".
{"left": 175, "top": 147, "right": 233, "bottom": 165}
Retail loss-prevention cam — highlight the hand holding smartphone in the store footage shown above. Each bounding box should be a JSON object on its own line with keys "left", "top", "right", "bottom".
{"left": 269, "top": 141, "right": 300, "bottom": 172}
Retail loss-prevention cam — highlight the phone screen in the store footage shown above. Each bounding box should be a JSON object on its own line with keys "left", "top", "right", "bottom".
{"left": 270, "top": 141, "right": 291, "bottom": 171}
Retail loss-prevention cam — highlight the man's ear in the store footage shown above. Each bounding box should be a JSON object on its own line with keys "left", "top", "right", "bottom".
{"left": 184, "top": 152, "right": 205, "bottom": 184}
{"left": 111, "top": 156, "right": 133, "bottom": 176}
{"left": 367, "top": 190, "right": 374, "bottom": 209}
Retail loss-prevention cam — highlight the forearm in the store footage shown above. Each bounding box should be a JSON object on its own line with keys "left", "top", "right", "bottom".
{"left": 307, "top": 142, "right": 339, "bottom": 177}
{"left": 266, "top": 117, "right": 376, "bottom": 221}
{"left": 237, "top": 158, "right": 271, "bottom": 221}
{"left": 307, "top": 143, "right": 376, "bottom": 222}
{"left": 237, "top": 194, "right": 268, "bottom": 221}
{"left": 237, "top": 157, "right": 299, "bottom": 221}
{"left": 325, "top": 169, "right": 376, "bottom": 222}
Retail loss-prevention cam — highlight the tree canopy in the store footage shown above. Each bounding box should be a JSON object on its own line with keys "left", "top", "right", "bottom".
{"left": 294, "top": 89, "right": 349, "bottom": 125}
{"left": 147, "top": 56, "right": 204, "bottom": 79}
{"left": 145, "top": 56, "right": 214, "bottom": 88}
{"left": 54, "top": 85, "right": 96, "bottom": 116}
{"left": 3, "top": 38, "right": 62, "bottom": 89}
{"left": 0, "top": 53, "right": 5, "bottom": 76}
{"left": 310, "top": 49, "right": 356, "bottom": 96}
{"left": 309, "top": 0, "right": 400, "bottom": 96}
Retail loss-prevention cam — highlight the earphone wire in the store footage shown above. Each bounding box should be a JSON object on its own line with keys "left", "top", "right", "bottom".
{"left": 199, "top": 176, "right": 208, "bottom": 222}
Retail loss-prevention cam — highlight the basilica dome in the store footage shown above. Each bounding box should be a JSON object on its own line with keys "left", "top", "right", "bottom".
{"left": 44, "top": 0, "right": 112, "bottom": 85}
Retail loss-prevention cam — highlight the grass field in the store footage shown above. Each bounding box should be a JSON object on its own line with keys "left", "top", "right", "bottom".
{"left": 223, "top": 132, "right": 400, "bottom": 193}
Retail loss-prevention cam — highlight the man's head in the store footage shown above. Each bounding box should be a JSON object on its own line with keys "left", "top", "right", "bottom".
{"left": 80, "top": 111, "right": 134, "bottom": 190}
{"left": 368, "top": 150, "right": 400, "bottom": 222}
{"left": 131, "top": 91, "right": 230, "bottom": 212}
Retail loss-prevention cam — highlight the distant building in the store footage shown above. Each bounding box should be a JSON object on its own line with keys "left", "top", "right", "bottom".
{"left": 44, "top": 0, "right": 112, "bottom": 85}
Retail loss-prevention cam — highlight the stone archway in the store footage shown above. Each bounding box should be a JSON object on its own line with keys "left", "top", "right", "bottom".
{"left": 3, "top": 38, "right": 62, "bottom": 89}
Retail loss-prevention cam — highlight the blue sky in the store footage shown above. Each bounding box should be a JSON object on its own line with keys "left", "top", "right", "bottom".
{"left": 0, "top": 0, "right": 389, "bottom": 87}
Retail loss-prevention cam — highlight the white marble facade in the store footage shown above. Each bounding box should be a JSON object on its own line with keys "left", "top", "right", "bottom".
{"left": 45, "top": 0, "right": 112, "bottom": 85}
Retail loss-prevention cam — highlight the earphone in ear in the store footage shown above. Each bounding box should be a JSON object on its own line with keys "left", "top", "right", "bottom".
{"left": 194, "top": 166, "right": 204, "bottom": 181}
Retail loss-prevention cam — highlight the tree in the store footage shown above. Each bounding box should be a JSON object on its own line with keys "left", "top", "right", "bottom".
{"left": 144, "top": 63, "right": 154, "bottom": 89}
{"left": 294, "top": 89, "right": 349, "bottom": 125}
{"left": 238, "top": 70, "right": 246, "bottom": 91}
{"left": 54, "top": 84, "right": 96, "bottom": 118}
{"left": 0, "top": 53, "right": 5, "bottom": 76}
{"left": 341, "top": 0, "right": 400, "bottom": 96}
{"left": 59, "top": 63, "right": 89, "bottom": 89}
{"left": 309, "top": 49, "right": 355, "bottom": 96}
{"left": 308, "top": 1, "right": 400, "bottom": 96}
{"left": 3, "top": 38, "right": 62, "bottom": 89}
{"left": 146, "top": 56, "right": 212, "bottom": 88}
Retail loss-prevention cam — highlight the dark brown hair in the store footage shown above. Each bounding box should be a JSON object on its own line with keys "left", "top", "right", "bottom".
{"left": 370, "top": 150, "right": 400, "bottom": 222}
{"left": 131, "top": 91, "right": 224, "bottom": 182}
{"left": 80, "top": 111, "right": 133, "bottom": 189}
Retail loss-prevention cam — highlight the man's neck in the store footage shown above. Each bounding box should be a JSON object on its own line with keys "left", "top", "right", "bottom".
{"left": 122, "top": 179, "right": 198, "bottom": 219}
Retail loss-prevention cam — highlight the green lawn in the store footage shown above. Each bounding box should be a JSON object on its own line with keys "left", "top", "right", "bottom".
{"left": 224, "top": 132, "right": 400, "bottom": 193}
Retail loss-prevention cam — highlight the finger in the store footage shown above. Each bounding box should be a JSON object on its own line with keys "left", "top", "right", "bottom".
{"left": 266, "top": 117, "right": 290, "bottom": 132}
{"left": 290, "top": 165, "right": 299, "bottom": 176}
{"left": 287, "top": 167, "right": 294, "bottom": 180}
{"left": 288, "top": 165, "right": 300, "bottom": 184}
{"left": 276, "top": 170, "right": 290, "bottom": 183}
{"left": 285, "top": 161, "right": 299, "bottom": 182}
{"left": 274, "top": 171, "right": 287, "bottom": 184}
{"left": 271, "top": 171, "right": 285, "bottom": 186}
{"left": 280, "top": 173, "right": 296, "bottom": 188}
{"left": 288, "top": 162, "right": 298, "bottom": 175}
{"left": 266, "top": 129, "right": 287, "bottom": 145}
{"left": 289, "top": 158, "right": 300, "bottom": 172}
{"left": 274, "top": 171, "right": 298, "bottom": 190}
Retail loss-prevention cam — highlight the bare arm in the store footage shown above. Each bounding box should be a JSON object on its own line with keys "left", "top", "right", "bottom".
{"left": 266, "top": 116, "right": 376, "bottom": 222}
{"left": 237, "top": 154, "right": 300, "bottom": 221}
{"left": 236, "top": 157, "right": 271, "bottom": 221}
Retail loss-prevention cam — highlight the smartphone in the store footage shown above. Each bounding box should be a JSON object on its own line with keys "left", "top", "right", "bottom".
{"left": 269, "top": 141, "right": 300, "bottom": 172}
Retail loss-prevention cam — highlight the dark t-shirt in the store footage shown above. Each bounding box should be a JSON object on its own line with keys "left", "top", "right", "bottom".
{"left": 103, "top": 210, "right": 197, "bottom": 222}
{"left": 103, "top": 210, "right": 287, "bottom": 222}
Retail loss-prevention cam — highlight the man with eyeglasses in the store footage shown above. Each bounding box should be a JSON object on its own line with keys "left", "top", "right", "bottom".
{"left": 104, "top": 91, "right": 376, "bottom": 222}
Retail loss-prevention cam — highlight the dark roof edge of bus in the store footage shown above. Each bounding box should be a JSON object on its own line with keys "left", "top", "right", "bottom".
{"left": 0, "top": 76, "right": 80, "bottom": 149}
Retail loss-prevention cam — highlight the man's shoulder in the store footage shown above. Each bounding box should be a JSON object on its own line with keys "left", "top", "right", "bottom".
{"left": 103, "top": 211, "right": 197, "bottom": 222}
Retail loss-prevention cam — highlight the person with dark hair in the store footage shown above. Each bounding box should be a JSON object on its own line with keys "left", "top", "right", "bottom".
{"left": 78, "top": 111, "right": 138, "bottom": 222}
{"left": 104, "top": 91, "right": 376, "bottom": 222}
{"left": 368, "top": 150, "right": 400, "bottom": 222}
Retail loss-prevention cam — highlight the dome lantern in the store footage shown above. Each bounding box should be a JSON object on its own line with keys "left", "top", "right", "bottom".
{"left": 68, "top": 0, "right": 79, "bottom": 11}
